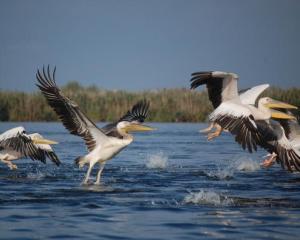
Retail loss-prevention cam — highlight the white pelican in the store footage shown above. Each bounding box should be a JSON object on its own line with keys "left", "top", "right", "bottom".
{"left": 190, "top": 71, "right": 297, "bottom": 153}
{"left": 198, "top": 83, "right": 270, "bottom": 135}
{"left": 259, "top": 112, "right": 300, "bottom": 171}
{"left": 36, "top": 66, "right": 155, "bottom": 185}
{"left": 0, "top": 126, "right": 60, "bottom": 169}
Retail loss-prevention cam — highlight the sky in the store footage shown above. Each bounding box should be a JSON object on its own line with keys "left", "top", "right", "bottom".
{"left": 0, "top": 0, "right": 299, "bottom": 92}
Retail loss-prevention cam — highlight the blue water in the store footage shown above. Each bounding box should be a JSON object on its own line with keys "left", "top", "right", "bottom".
{"left": 1, "top": 122, "right": 300, "bottom": 240}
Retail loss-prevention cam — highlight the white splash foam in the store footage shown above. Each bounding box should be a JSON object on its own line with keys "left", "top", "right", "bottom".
{"left": 207, "top": 157, "right": 260, "bottom": 180}
{"left": 146, "top": 152, "right": 168, "bottom": 169}
{"left": 207, "top": 167, "right": 235, "bottom": 180}
{"left": 235, "top": 158, "right": 260, "bottom": 171}
{"left": 184, "top": 190, "right": 233, "bottom": 206}
{"left": 27, "top": 171, "right": 45, "bottom": 180}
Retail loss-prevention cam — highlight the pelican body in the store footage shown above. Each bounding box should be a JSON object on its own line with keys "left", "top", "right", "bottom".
{"left": 0, "top": 126, "right": 60, "bottom": 169}
{"left": 36, "top": 66, "right": 154, "bottom": 184}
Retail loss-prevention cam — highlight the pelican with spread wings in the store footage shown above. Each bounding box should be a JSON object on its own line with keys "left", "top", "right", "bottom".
{"left": 36, "top": 66, "right": 154, "bottom": 184}
{"left": 190, "top": 71, "right": 297, "bottom": 153}
{"left": 0, "top": 126, "right": 60, "bottom": 169}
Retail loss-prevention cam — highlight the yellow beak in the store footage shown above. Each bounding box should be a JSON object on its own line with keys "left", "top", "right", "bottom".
{"left": 124, "top": 123, "right": 156, "bottom": 132}
{"left": 265, "top": 99, "right": 297, "bottom": 109}
{"left": 33, "top": 138, "right": 58, "bottom": 145}
{"left": 271, "top": 109, "right": 296, "bottom": 120}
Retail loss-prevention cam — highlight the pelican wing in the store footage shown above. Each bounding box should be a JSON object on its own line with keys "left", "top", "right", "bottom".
{"left": 28, "top": 134, "right": 60, "bottom": 166}
{"left": 210, "top": 102, "right": 264, "bottom": 153}
{"left": 118, "top": 99, "right": 150, "bottom": 123}
{"left": 102, "top": 99, "right": 150, "bottom": 138}
{"left": 257, "top": 120, "right": 300, "bottom": 172}
{"left": 276, "top": 111, "right": 300, "bottom": 141}
{"left": 275, "top": 140, "right": 300, "bottom": 172}
{"left": 239, "top": 84, "right": 269, "bottom": 105}
{"left": 190, "top": 71, "right": 239, "bottom": 108}
{"left": 0, "top": 127, "right": 46, "bottom": 162}
{"left": 278, "top": 119, "right": 293, "bottom": 140}
{"left": 36, "top": 66, "right": 107, "bottom": 152}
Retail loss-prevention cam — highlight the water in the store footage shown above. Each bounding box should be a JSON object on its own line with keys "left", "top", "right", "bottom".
{"left": 1, "top": 122, "right": 300, "bottom": 240}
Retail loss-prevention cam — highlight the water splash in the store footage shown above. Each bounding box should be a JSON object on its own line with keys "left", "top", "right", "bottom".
{"left": 183, "top": 190, "right": 233, "bottom": 206}
{"left": 207, "top": 167, "right": 235, "bottom": 180}
{"left": 26, "top": 170, "right": 45, "bottom": 180}
{"left": 146, "top": 152, "right": 168, "bottom": 169}
{"left": 235, "top": 158, "right": 260, "bottom": 171}
{"left": 25, "top": 165, "right": 58, "bottom": 180}
{"left": 207, "top": 156, "right": 260, "bottom": 180}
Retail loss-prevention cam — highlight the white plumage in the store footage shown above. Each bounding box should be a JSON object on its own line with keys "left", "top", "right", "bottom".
{"left": 190, "top": 71, "right": 300, "bottom": 169}
{"left": 36, "top": 66, "right": 154, "bottom": 185}
{"left": 0, "top": 126, "right": 60, "bottom": 169}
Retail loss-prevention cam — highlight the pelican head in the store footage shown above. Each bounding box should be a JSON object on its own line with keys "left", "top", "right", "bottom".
{"left": 260, "top": 97, "right": 298, "bottom": 109}
{"left": 259, "top": 97, "right": 297, "bottom": 120}
{"left": 117, "top": 121, "right": 155, "bottom": 135}
{"left": 29, "top": 133, "right": 58, "bottom": 145}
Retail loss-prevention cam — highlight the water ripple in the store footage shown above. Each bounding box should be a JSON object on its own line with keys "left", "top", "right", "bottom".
{"left": 1, "top": 122, "right": 300, "bottom": 240}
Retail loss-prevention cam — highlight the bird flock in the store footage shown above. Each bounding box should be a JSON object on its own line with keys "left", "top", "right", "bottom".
{"left": 0, "top": 68, "right": 299, "bottom": 184}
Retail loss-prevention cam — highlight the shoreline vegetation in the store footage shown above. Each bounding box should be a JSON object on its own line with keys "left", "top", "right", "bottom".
{"left": 0, "top": 81, "right": 299, "bottom": 122}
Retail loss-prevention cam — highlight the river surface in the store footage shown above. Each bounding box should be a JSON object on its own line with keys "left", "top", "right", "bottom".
{"left": 1, "top": 122, "right": 300, "bottom": 240}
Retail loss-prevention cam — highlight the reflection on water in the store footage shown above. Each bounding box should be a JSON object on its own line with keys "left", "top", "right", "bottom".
{"left": 0, "top": 122, "right": 300, "bottom": 239}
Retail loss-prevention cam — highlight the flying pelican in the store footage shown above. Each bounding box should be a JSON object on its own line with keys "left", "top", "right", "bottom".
{"left": 0, "top": 126, "right": 60, "bottom": 169}
{"left": 190, "top": 71, "right": 297, "bottom": 153}
{"left": 259, "top": 111, "right": 300, "bottom": 171}
{"left": 198, "top": 83, "right": 270, "bottom": 136}
{"left": 36, "top": 66, "right": 155, "bottom": 185}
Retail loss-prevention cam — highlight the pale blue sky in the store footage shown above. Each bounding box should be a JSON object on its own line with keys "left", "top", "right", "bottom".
{"left": 0, "top": 0, "right": 299, "bottom": 92}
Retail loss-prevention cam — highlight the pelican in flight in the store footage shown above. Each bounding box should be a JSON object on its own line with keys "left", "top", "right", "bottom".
{"left": 190, "top": 71, "right": 297, "bottom": 153}
{"left": 259, "top": 111, "right": 300, "bottom": 171}
{"left": 0, "top": 126, "right": 60, "bottom": 170}
{"left": 36, "top": 66, "right": 155, "bottom": 184}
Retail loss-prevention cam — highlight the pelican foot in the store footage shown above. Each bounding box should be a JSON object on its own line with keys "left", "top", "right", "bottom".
{"left": 200, "top": 126, "right": 213, "bottom": 133}
{"left": 8, "top": 163, "right": 17, "bottom": 170}
{"left": 261, "top": 153, "right": 277, "bottom": 168}
{"left": 200, "top": 122, "right": 215, "bottom": 134}
{"left": 207, "top": 130, "right": 222, "bottom": 141}
{"left": 207, "top": 124, "right": 223, "bottom": 141}
{"left": 207, "top": 133, "right": 216, "bottom": 141}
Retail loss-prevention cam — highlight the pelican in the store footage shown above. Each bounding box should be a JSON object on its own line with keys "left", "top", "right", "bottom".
{"left": 198, "top": 83, "right": 270, "bottom": 136}
{"left": 0, "top": 126, "right": 60, "bottom": 169}
{"left": 36, "top": 66, "right": 155, "bottom": 185}
{"left": 259, "top": 111, "right": 300, "bottom": 171}
{"left": 190, "top": 71, "right": 297, "bottom": 153}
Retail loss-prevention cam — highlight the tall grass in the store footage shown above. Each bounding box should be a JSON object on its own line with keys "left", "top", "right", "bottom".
{"left": 0, "top": 81, "right": 299, "bottom": 122}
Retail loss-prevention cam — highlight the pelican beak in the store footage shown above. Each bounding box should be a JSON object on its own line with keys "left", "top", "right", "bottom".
{"left": 270, "top": 109, "right": 296, "bottom": 120}
{"left": 32, "top": 138, "right": 59, "bottom": 145}
{"left": 124, "top": 123, "right": 156, "bottom": 132}
{"left": 265, "top": 99, "right": 298, "bottom": 109}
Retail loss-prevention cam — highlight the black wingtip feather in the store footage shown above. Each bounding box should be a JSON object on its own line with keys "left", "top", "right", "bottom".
{"left": 47, "top": 151, "right": 61, "bottom": 166}
{"left": 119, "top": 99, "right": 150, "bottom": 123}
